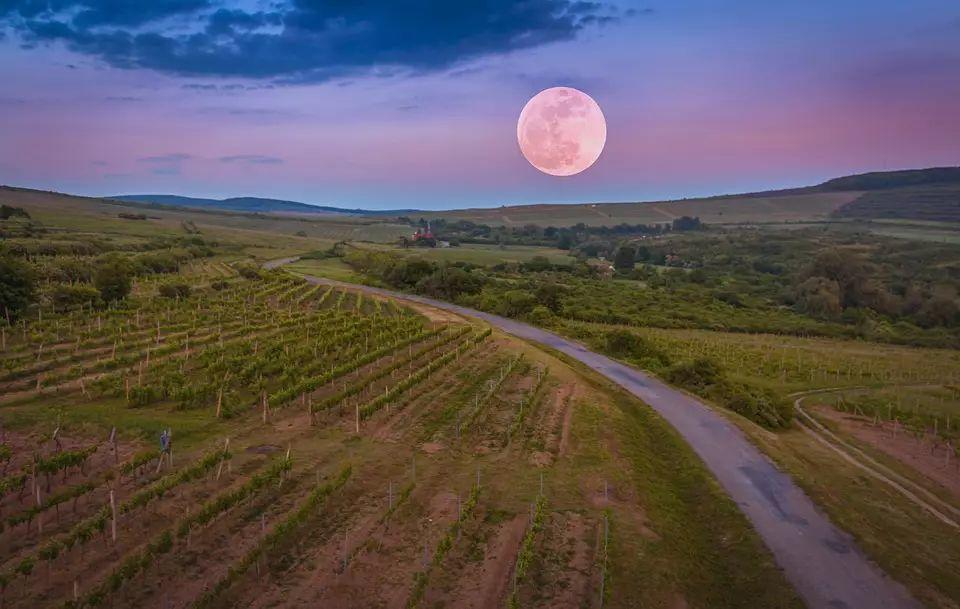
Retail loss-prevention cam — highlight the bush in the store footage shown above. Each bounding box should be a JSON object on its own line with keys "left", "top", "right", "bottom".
{"left": 721, "top": 385, "right": 793, "bottom": 429}
{"left": 49, "top": 284, "right": 101, "bottom": 311}
{"left": 158, "top": 282, "right": 191, "bottom": 299}
{"left": 236, "top": 264, "right": 262, "bottom": 280}
{"left": 94, "top": 258, "right": 132, "bottom": 303}
{"left": 664, "top": 357, "right": 793, "bottom": 429}
{"left": 602, "top": 329, "right": 671, "bottom": 368}
{"left": 665, "top": 357, "right": 722, "bottom": 389}
{"left": 211, "top": 280, "right": 230, "bottom": 291}
{"left": 493, "top": 290, "right": 538, "bottom": 318}
{"left": 0, "top": 255, "right": 36, "bottom": 321}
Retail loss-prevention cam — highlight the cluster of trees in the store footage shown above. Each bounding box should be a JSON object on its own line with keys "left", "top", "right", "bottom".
{"left": 0, "top": 205, "right": 30, "bottom": 220}
{"left": 345, "top": 250, "right": 484, "bottom": 301}
{"left": 789, "top": 249, "right": 958, "bottom": 327}
{"left": 401, "top": 216, "right": 703, "bottom": 250}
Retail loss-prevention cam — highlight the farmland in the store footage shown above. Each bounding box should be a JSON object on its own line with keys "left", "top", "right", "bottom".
{"left": 0, "top": 207, "right": 803, "bottom": 608}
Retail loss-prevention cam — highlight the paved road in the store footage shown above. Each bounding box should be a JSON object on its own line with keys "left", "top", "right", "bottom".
{"left": 273, "top": 260, "right": 922, "bottom": 609}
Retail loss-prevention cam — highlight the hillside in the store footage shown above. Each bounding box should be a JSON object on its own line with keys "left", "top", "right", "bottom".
{"left": 111, "top": 193, "right": 417, "bottom": 216}
{"left": 818, "top": 166, "right": 960, "bottom": 191}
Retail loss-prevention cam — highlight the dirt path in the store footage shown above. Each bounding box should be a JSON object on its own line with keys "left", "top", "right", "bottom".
{"left": 793, "top": 390, "right": 960, "bottom": 528}
{"left": 288, "top": 271, "right": 923, "bottom": 609}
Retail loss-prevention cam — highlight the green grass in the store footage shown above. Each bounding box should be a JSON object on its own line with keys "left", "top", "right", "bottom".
{"left": 554, "top": 355, "right": 803, "bottom": 609}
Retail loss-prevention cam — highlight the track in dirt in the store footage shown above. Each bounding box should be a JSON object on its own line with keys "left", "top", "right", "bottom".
{"left": 286, "top": 268, "right": 923, "bottom": 609}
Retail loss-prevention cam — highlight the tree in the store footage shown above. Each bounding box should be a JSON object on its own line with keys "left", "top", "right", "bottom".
{"left": 794, "top": 277, "right": 842, "bottom": 318}
{"left": 158, "top": 282, "right": 191, "bottom": 299}
{"left": 534, "top": 282, "right": 564, "bottom": 313}
{"left": 94, "top": 258, "right": 132, "bottom": 303}
{"left": 0, "top": 255, "right": 36, "bottom": 322}
{"left": 50, "top": 284, "right": 100, "bottom": 312}
{"left": 613, "top": 246, "right": 636, "bottom": 271}
{"left": 0, "top": 205, "right": 30, "bottom": 220}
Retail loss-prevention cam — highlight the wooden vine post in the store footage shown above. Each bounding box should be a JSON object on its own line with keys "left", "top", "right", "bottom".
{"left": 110, "top": 489, "right": 117, "bottom": 543}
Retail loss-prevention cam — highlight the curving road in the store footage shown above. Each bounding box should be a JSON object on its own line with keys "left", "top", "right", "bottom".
{"left": 271, "top": 260, "right": 921, "bottom": 609}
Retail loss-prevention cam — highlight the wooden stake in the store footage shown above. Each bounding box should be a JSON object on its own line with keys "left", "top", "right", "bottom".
{"left": 110, "top": 489, "right": 117, "bottom": 543}
{"left": 216, "top": 438, "right": 229, "bottom": 480}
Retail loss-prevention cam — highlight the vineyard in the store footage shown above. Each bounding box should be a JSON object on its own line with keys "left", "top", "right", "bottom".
{"left": 0, "top": 259, "right": 804, "bottom": 608}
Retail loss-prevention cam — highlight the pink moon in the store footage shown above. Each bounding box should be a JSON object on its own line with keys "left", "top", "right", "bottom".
{"left": 517, "top": 86, "right": 607, "bottom": 177}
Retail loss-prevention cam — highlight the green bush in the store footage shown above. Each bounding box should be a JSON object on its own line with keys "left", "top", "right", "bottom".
{"left": 158, "top": 282, "right": 191, "bottom": 299}
{"left": 49, "top": 283, "right": 100, "bottom": 311}
{"left": 0, "top": 255, "right": 36, "bottom": 320}
{"left": 93, "top": 257, "right": 132, "bottom": 303}
{"left": 236, "top": 264, "right": 262, "bottom": 279}
{"left": 665, "top": 357, "right": 722, "bottom": 389}
{"left": 602, "top": 329, "right": 671, "bottom": 368}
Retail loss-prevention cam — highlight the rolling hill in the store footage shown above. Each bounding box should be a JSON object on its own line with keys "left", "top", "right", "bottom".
{"left": 110, "top": 194, "right": 417, "bottom": 216}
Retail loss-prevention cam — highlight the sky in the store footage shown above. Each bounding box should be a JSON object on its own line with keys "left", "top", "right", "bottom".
{"left": 0, "top": 0, "right": 959, "bottom": 211}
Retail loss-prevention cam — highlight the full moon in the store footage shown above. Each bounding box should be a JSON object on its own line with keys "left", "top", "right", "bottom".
{"left": 517, "top": 86, "right": 607, "bottom": 177}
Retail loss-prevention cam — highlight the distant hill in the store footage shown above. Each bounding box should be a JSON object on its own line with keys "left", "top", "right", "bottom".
{"left": 110, "top": 194, "right": 417, "bottom": 216}
{"left": 817, "top": 167, "right": 960, "bottom": 192}
{"left": 417, "top": 166, "right": 960, "bottom": 227}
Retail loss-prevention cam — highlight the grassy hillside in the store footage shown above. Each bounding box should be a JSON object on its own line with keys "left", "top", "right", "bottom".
{"left": 418, "top": 191, "right": 859, "bottom": 227}
{"left": 0, "top": 186, "right": 411, "bottom": 250}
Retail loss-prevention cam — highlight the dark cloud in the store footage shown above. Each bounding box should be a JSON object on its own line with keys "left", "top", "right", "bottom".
{"left": 2, "top": 0, "right": 620, "bottom": 82}
{"left": 219, "top": 154, "right": 283, "bottom": 165}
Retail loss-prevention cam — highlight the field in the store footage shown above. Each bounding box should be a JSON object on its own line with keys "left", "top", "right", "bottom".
{"left": 419, "top": 191, "right": 860, "bottom": 227}
{"left": 0, "top": 262, "right": 804, "bottom": 608}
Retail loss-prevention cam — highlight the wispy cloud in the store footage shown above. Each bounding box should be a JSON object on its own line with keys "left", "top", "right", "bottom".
{"left": 137, "top": 153, "right": 192, "bottom": 164}
{"left": 219, "top": 154, "right": 284, "bottom": 165}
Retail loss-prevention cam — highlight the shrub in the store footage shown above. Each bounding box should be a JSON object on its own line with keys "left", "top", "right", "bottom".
{"left": 94, "top": 258, "right": 132, "bottom": 303}
{"left": 158, "top": 282, "right": 191, "bottom": 299}
{"left": 49, "top": 284, "right": 101, "bottom": 311}
{"left": 236, "top": 264, "right": 262, "bottom": 280}
{"left": 211, "top": 280, "right": 230, "bottom": 291}
{"left": 602, "top": 329, "right": 671, "bottom": 368}
{"left": 665, "top": 357, "right": 722, "bottom": 389}
{"left": 0, "top": 255, "right": 36, "bottom": 321}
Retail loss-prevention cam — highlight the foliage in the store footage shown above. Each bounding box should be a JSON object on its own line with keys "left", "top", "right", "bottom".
{"left": 0, "top": 254, "right": 36, "bottom": 321}
{"left": 0, "top": 204, "right": 30, "bottom": 219}
{"left": 49, "top": 283, "right": 101, "bottom": 312}
{"left": 158, "top": 281, "right": 191, "bottom": 299}
{"left": 93, "top": 257, "right": 132, "bottom": 303}
{"left": 508, "top": 494, "right": 547, "bottom": 609}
